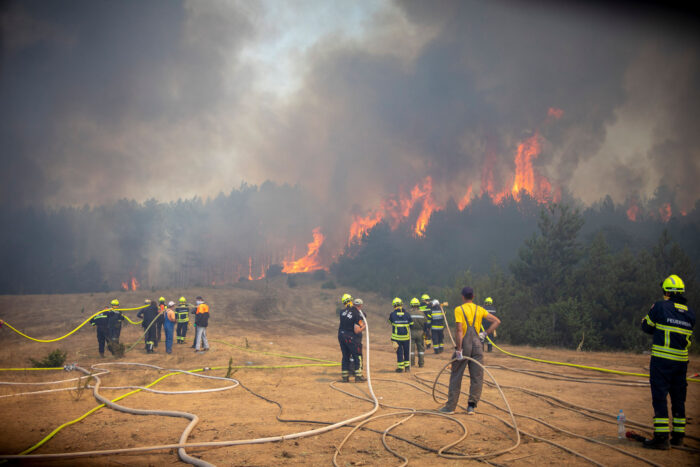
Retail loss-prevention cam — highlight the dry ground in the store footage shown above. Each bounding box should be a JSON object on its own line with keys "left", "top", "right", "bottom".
{"left": 0, "top": 276, "right": 698, "bottom": 466}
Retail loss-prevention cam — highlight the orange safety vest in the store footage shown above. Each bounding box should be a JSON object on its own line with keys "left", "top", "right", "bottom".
{"left": 196, "top": 303, "right": 209, "bottom": 314}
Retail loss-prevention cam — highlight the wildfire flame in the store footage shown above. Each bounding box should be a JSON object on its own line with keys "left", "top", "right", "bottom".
{"left": 282, "top": 227, "right": 326, "bottom": 273}
{"left": 659, "top": 203, "right": 672, "bottom": 222}
{"left": 512, "top": 133, "right": 542, "bottom": 201}
{"left": 627, "top": 201, "right": 640, "bottom": 221}
{"left": 547, "top": 107, "right": 564, "bottom": 120}
{"left": 457, "top": 186, "right": 473, "bottom": 211}
{"left": 121, "top": 274, "right": 140, "bottom": 291}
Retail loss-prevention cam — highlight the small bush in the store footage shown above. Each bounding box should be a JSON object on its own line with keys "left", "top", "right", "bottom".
{"left": 313, "top": 269, "right": 327, "bottom": 281}
{"left": 321, "top": 280, "right": 337, "bottom": 289}
{"left": 30, "top": 349, "right": 67, "bottom": 368}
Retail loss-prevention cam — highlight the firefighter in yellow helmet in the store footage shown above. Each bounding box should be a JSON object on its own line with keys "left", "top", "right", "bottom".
{"left": 482, "top": 297, "right": 497, "bottom": 352}
{"left": 175, "top": 296, "right": 190, "bottom": 344}
{"left": 337, "top": 294, "right": 365, "bottom": 382}
{"left": 419, "top": 294, "right": 432, "bottom": 349}
{"left": 106, "top": 299, "right": 125, "bottom": 357}
{"left": 408, "top": 298, "right": 428, "bottom": 367}
{"left": 640, "top": 275, "right": 695, "bottom": 449}
{"left": 154, "top": 296, "right": 166, "bottom": 348}
{"left": 389, "top": 298, "right": 413, "bottom": 372}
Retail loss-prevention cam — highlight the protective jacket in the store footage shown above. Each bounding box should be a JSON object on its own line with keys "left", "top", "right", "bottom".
{"left": 409, "top": 308, "right": 427, "bottom": 338}
{"left": 195, "top": 303, "right": 209, "bottom": 327}
{"left": 107, "top": 309, "right": 124, "bottom": 330}
{"left": 427, "top": 303, "right": 445, "bottom": 329}
{"left": 137, "top": 303, "right": 159, "bottom": 329}
{"left": 389, "top": 308, "right": 413, "bottom": 341}
{"left": 175, "top": 304, "right": 190, "bottom": 323}
{"left": 90, "top": 311, "right": 110, "bottom": 330}
{"left": 641, "top": 297, "right": 695, "bottom": 362}
{"left": 338, "top": 306, "right": 362, "bottom": 335}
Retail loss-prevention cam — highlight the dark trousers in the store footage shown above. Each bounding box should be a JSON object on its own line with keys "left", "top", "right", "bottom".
{"left": 432, "top": 328, "right": 444, "bottom": 351}
{"left": 144, "top": 325, "right": 157, "bottom": 352}
{"left": 176, "top": 322, "right": 188, "bottom": 343}
{"left": 394, "top": 339, "right": 410, "bottom": 369}
{"left": 155, "top": 315, "right": 163, "bottom": 346}
{"left": 96, "top": 327, "right": 108, "bottom": 354}
{"left": 445, "top": 327, "right": 484, "bottom": 410}
{"left": 650, "top": 357, "right": 687, "bottom": 435}
{"left": 339, "top": 331, "right": 362, "bottom": 377}
{"left": 411, "top": 332, "right": 425, "bottom": 366}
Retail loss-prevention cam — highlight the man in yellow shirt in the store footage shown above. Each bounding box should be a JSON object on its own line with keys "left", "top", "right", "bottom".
{"left": 439, "top": 286, "right": 500, "bottom": 415}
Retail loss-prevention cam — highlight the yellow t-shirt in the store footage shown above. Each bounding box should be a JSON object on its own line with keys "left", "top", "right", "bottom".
{"left": 454, "top": 303, "right": 490, "bottom": 337}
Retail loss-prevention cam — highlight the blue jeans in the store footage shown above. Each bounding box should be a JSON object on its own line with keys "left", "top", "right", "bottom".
{"left": 163, "top": 319, "right": 175, "bottom": 354}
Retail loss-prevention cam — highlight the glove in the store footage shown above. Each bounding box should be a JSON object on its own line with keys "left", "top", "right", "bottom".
{"left": 454, "top": 350, "right": 463, "bottom": 360}
{"left": 479, "top": 331, "right": 486, "bottom": 342}
{"left": 392, "top": 341, "right": 399, "bottom": 351}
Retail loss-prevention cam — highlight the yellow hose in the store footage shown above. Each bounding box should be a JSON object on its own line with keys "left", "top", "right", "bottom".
{"left": 487, "top": 337, "right": 700, "bottom": 383}
{"left": 1, "top": 305, "right": 147, "bottom": 343}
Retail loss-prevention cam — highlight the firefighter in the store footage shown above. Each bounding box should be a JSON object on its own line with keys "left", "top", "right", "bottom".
{"left": 419, "top": 294, "right": 432, "bottom": 350}
{"left": 428, "top": 298, "right": 445, "bottom": 353}
{"left": 482, "top": 297, "right": 497, "bottom": 352}
{"left": 353, "top": 298, "right": 366, "bottom": 377}
{"left": 106, "top": 299, "right": 125, "bottom": 356}
{"left": 409, "top": 297, "right": 427, "bottom": 368}
{"left": 389, "top": 298, "right": 412, "bottom": 372}
{"left": 175, "top": 296, "right": 190, "bottom": 344}
{"left": 89, "top": 306, "right": 110, "bottom": 357}
{"left": 338, "top": 294, "right": 366, "bottom": 382}
{"left": 193, "top": 296, "right": 210, "bottom": 352}
{"left": 137, "top": 299, "right": 159, "bottom": 353}
{"left": 641, "top": 274, "right": 695, "bottom": 449}
{"left": 439, "top": 286, "right": 500, "bottom": 415}
{"left": 155, "top": 297, "right": 166, "bottom": 347}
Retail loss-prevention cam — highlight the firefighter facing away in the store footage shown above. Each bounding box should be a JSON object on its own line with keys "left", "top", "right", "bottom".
{"left": 155, "top": 297, "right": 166, "bottom": 347}
{"left": 440, "top": 286, "right": 500, "bottom": 415}
{"left": 409, "top": 297, "right": 428, "bottom": 367}
{"left": 641, "top": 274, "right": 695, "bottom": 449}
{"left": 337, "top": 293, "right": 366, "bottom": 382}
{"left": 106, "top": 299, "right": 125, "bottom": 356}
{"left": 427, "top": 298, "right": 446, "bottom": 353}
{"left": 175, "top": 296, "right": 190, "bottom": 344}
{"left": 389, "top": 297, "right": 413, "bottom": 372}
{"left": 137, "top": 299, "right": 159, "bottom": 353}
{"left": 193, "top": 296, "right": 210, "bottom": 352}
{"left": 89, "top": 306, "right": 111, "bottom": 357}
{"left": 419, "top": 294, "right": 433, "bottom": 349}
{"left": 482, "top": 297, "right": 497, "bottom": 352}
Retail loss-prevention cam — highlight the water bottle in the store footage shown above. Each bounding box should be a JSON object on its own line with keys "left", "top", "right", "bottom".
{"left": 617, "top": 409, "right": 626, "bottom": 439}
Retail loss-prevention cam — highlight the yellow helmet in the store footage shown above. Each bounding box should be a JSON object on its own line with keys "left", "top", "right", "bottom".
{"left": 341, "top": 293, "right": 353, "bottom": 305}
{"left": 421, "top": 294, "right": 430, "bottom": 301}
{"left": 392, "top": 297, "right": 403, "bottom": 308}
{"left": 159, "top": 296, "right": 166, "bottom": 303}
{"left": 662, "top": 275, "right": 685, "bottom": 293}
{"left": 485, "top": 297, "right": 493, "bottom": 305}
{"left": 110, "top": 299, "right": 119, "bottom": 307}
{"left": 179, "top": 296, "right": 187, "bottom": 304}
{"left": 410, "top": 297, "right": 420, "bottom": 307}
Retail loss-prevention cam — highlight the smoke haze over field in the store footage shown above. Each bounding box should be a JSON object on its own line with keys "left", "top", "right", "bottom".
{"left": 2, "top": 0, "right": 699, "bottom": 210}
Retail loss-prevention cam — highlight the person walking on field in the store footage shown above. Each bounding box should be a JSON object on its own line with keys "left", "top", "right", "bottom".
{"left": 193, "top": 296, "right": 210, "bottom": 353}
{"left": 439, "top": 286, "right": 500, "bottom": 415}
{"left": 482, "top": 297, "right": 497, "bottom": 352}
{"left": 89, "top": 307, "right": 110, "bottom": 357}
{"left": 163, "top": 301, "right": 177, "bottom": 354}
{"left": 409, "top": 297, "right": 428, "bottom": 368}
{"left": 389, "top": 298, "right": 413, "bottom": 373}
{"left": 106, "top": 299, "right": 125, "bottom": 356}
{"left": 155, "top": 297, "right": 166, "bottom": 347}
{"left": 137, "top": 299, "right": 159, "bottom": 353}
{"left": 641, "top": 274, "right": 695, "bottom": 449}
{"left": 353, "top": 298, "right": 367, "bottom": 377}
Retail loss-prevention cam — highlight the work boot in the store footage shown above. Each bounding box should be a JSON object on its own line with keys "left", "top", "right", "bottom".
{"left": 341, "top": 376, "right": 350, "bottom": 383}
{"left": 404, "top": 366, "right": 410, "bottom": 373}
{"left": 99, "top": 352, "right": 104, "bottom": 358}
{"left": 395, "top": 368, "right": 403, "bottom": 373}
{"left": 670, "top": 433, "right": 684, "bottom": 446}
{"left": 643, "top": 433, "right": 670, "bottom": 450}
{"left": 438, "top": 406, "right": 455, "bottom": 414}
{"left": 467, "top": 404, "right": 476, "bottom": 415}
{"left": 354, "top": 375, "right": 366, "bottom": 382}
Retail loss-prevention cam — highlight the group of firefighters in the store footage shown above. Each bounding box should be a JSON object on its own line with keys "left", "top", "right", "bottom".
{"left": 89, "top": 295, "right": 211, "bottom": 356}
{"left": 337, "top": 274, "right": 695, "bottom": 450}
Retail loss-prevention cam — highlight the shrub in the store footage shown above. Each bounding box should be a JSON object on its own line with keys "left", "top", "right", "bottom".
{"left": 321, "top": 280, "right": 337, "bottom": 289}
{"left": 30, "top": 349, "right": 67, "bottom": 368}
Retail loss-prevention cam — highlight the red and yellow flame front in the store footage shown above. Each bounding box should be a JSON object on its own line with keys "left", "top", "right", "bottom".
{"left": 121, "top": 274, "right": 140, "bottom": 291}
{"left": 283, "top": 227, "right": 326, "bottom": 273}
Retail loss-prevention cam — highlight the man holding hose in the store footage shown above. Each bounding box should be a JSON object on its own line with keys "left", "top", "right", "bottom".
{"left": 439, "top": 286, "right": 500, "bottom": 415}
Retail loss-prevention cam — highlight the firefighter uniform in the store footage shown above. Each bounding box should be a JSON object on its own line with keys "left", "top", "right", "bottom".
{"left": 483, "top": 297, "right": 497, "bottom": 352}
{"left": 338, "top": 294, "right": 364, "bottom": 382}
{"left": 389, "top": 298, "right": 413, "bottom": 372}
{"left": 90, "top": 310, "right": 110, "bottom": 357}
{"left": 175, "top": 297, "right": 190, "bottom": 344}
{"left": 106, "top": 302, "right": 124, "bottom": 356}
{"left": 137, "top": 301, "right": 159, "bottom": 353}
{"left": 427, "top": 299, "right": 445, "bottom": 353}
{"left": 419, "top": 294, "right": 432, "bottom": 349}
{"left": 155, "top": 298, "right": 166, "bottom": 347}
{"left": 641, "top": 275, "right": 695, "bottom": 449}
{"left": 409, "top": 298, "right": 427, "bottom": 367}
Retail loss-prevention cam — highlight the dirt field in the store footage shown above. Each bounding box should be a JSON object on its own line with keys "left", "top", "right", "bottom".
{"left": 0, "top": 276, "right": 698, "bottom": 466}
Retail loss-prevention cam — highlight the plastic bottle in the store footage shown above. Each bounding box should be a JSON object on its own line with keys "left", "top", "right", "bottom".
{"left": 617, "top": 409, "right": 626, "bottom": 439}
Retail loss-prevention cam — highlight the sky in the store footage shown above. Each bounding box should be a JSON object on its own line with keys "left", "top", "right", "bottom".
{"left": 2, "top": 0, "right": 699, "bottom": 213}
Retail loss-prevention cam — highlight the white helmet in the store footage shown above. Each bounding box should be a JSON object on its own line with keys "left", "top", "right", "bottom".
{"left": 431, "top": 299, "right": 440, "bottom": 307}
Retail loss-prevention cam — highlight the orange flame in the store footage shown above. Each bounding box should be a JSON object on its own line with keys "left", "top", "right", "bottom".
{"left": 413, "top": 177, "right": 437, "bottom": 237}
{"left": 248, "top": 257, "right": 253, "bottom": 281}
{"left": 627, "top": 201, "right": 640, "bottom": 221}
{"left": 659, "top": 203, "right": 672, "bottom": 222}
{"left": 121, "top": 281, "right": 128, "bottom": 291}
{"left": 282, "top": 227, "right": 326, "bottom": 273}
{"left": 547, "top": 107, "right": 564, "bottom": 120}
{"left": 130, "top": 276, "right": 140, "bottom": 291}
{"left": 512, "top": 133, "right": 542, "bottom": 201}
{"left": 458, "top": 186, "right": 473, "bottom": 211}
{"left": 348, "top": 210, "right": 383, "bottom": 245}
